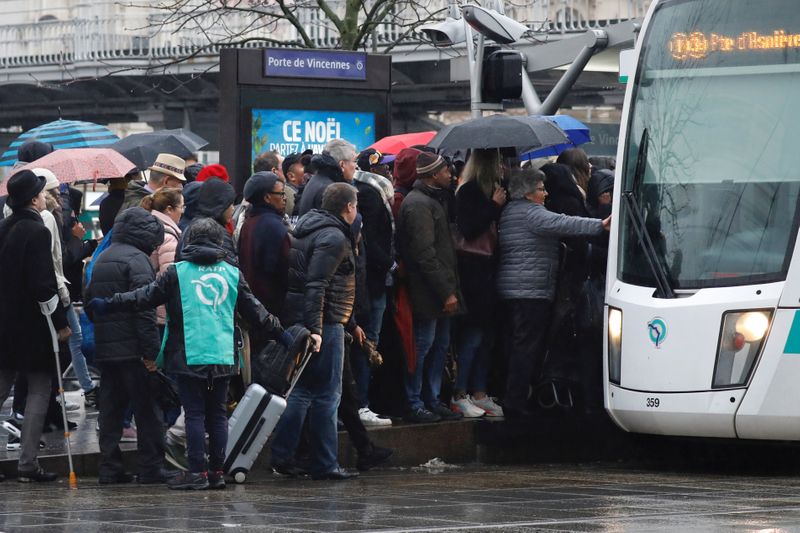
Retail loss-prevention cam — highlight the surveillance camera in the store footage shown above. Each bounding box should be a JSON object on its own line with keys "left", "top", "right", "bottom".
{"left": 462, "top": 5, "right": 529, "bottom": 44}
{"left": 419, "top": 17, "right": 466, "bottom": 47}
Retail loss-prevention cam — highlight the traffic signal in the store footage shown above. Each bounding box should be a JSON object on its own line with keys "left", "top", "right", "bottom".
{"left": 482, "top": 50, "right": 523, "bottom": 103}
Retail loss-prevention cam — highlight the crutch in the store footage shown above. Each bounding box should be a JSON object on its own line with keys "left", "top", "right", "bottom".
{"left": 39, "top": 295, "right": 77, "bottom": 489}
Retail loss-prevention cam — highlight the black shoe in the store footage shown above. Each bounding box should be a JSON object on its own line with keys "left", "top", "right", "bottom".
{"left": 311, "top": 467, "right": 359, "bottom": 480}
{"left": 404, "top": 407, "right": 441, "bottom": 424}
{"left": 167, "top": 470, "right": 209, "bottom": 490}
{"left": 208, "top": 470, "right": 226, "bottom": 490}
{"left": 43, "top": 419, "right": 77, "bottom": 433}
{"left": 99, "top": 471, "right": 135, "bottom": 485}
{"left": 428, "top": 403, "right": 463, "bottom": 421}
{"left": 84, "top": 387, "right": 98, "bottom": 409}
{"left": 17, "top": 467, "right": 57, "bottom": 483}
{"left": 357, "top": 445, "right": 393, "bottom": 471}
{"left": 271, "top": 460, "right": 308, "bottom": 478}
{"left": 6, "top": 435, "right": 45, "bottom": 451}
{"left": 137, "top": 469, "right": 178, "bottom": 484}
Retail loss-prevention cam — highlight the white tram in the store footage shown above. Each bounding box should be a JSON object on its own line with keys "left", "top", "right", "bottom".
{"left": 605, "top": 0, "right": 800, "bottom": 439}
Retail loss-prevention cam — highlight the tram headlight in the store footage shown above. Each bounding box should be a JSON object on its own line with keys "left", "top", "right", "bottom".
{"left": 713, "top": 310, "right": 772, "bottom": 388}
{"left": 608, "top": 307, "right": 622, "bottom": 384}
{"left": 735, "top": 312, "right": 769, "bottom": 342}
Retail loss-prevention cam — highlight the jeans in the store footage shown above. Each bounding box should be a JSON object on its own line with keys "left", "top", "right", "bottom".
{"left": 97, "top": 361, "right": 165, "bottom": 479}
{"left": 455, "top": 323, "right": 492, "bottom": 393}
{"left": 0, "top": 370, "right": 50, "bottom": 472}
{"left": 66, "top": 304, "right": 95, "bottom": 392}
{"left": 271, "top": 323, "right": 344, "bottom": 475}
{"left": 504, "top": 299, "right": 551, "bottom": 411}
{"left": 176, "top": 376, "right": 229, "bottom": 473}
{"left": 351, "top": 292, "right": 387, "bottom": 408}
{"left": 404, "top": 317, "right": 451, "bottom": 411}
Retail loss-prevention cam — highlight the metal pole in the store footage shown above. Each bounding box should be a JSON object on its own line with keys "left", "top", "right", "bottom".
{"left": 464, "top": 20, "right": 484, "bottom": 119}
{"left": 520, "top": 68, "right": 541, "bottom": 115}
{"left": 539, "top": 30, "right": 608, "bottom": 115}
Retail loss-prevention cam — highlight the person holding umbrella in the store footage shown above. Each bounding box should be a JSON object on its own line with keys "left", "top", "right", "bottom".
{"left": 0, "top": 170, "right": 71, "bottom": 482}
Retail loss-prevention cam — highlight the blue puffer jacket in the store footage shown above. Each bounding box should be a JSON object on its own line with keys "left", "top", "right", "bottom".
{"left": 496, "top": 200, "right": 603, "bottom": 301}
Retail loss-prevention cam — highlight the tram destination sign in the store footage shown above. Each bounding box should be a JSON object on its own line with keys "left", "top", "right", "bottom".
{"left": 264, "top": 49, "right": 367, "bottom": 81}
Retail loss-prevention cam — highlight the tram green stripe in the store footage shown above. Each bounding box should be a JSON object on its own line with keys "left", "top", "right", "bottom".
{"left": 783, "top": 311, "right": 800, "bottom": 354}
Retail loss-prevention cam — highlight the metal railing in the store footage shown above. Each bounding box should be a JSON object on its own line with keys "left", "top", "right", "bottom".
{"left": 0, "top": 0, "right": 652, "bottom": 71}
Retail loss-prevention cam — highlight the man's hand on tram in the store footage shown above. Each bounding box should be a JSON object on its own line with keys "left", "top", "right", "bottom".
{"left": 602, "top": 216, "right": 611, "bottom": 231}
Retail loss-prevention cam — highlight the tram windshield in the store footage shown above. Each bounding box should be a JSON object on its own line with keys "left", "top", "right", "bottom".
{"left": 619, "top": 0, "right": 800, "bottom": 289}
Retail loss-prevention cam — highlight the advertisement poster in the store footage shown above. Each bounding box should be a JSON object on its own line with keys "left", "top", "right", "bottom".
{"left": 251, "top": 108, "right": 375, "bottom": 160}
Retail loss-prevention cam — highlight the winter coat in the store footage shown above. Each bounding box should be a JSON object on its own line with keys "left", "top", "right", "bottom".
{"left": 455, "top": 180, "right": 502, "bottom": 323}
{"left": 296, "top": 154, "right": 345, "bottom": 217}
{"left": 99, "top": 189, "right": 125, "bottom": 235}
{"left": 354, "top": 179, "right": 394, "bottom": 297}
{"left": 63, "top": 235, "right": 98, "bottom": 303}
{"left": 41, "top": 209, "right": 70, "bottom": 306}
{"left": 283, "top": 209, "right": 356, "bottom": 335}
{"left": 496, "top": 200, "right": 603, "bottom": 301}
{"left": 238, "top": 203, "right": 291, "bottom": 317}
{"left": 176, "top": 180, "right": 238, "bottom": 266}
{"left": 149, "top": 209, "right": 182, "bottom": 324}
{"left": 542, "top": 162, "right": 591, "bottom": 281}
{"left": 85, "top": 207, "right": 164, "bottom": 363}
{"left": 106, "top": 240, "right": 285, "bottom": 380}
{"left": 119, "top": 180, "right": 151, "bottom": 214}
{"left": 0, "top": 208, "right": 68, "bottom": 373}
{"left": 396, "top": 180, "right": 462, "bottom": 320}
{"left": 178, "top": 182, "right": 202, "bottom": 232}
{"left": 392, "top": 148, "right": 421, "bottom": 219}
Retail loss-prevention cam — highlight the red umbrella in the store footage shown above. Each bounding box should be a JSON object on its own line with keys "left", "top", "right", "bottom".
{"left": 370, "top": 131, "right": 436, "bottom": 154}
{"left": 1, "top": 148, "right": 136, "bottom": 195}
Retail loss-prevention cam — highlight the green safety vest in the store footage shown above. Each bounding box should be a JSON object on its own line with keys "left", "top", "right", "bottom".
{"left": 175, "top": 260, "right": 239, "bottom": 366}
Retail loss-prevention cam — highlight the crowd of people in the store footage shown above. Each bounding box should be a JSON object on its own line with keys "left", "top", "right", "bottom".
{"left": 0, "top": 133, "right": 614, "bottom": 488}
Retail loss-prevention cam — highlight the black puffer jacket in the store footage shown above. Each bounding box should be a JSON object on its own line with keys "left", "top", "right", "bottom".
{"left": 105, "top": 240, "right": 285, "bottom": 380}
{"left": 177, "top": 179, "right": 238, "bottom": 266}
{"left": 282, "top": 209, "right": 356, "bottom": 335}
{"left": 86, "top": 207, "right": 164, "bottom": 363}
{"left": 295, "top": 154, "right": 345, "bottom": 217}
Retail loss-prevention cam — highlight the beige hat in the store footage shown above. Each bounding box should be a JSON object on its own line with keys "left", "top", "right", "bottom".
{"left": 148, "top": 153, "right": 186, "bottom": 181}
{"left": 32, "top": 168, "right": 59, "bottom": 191}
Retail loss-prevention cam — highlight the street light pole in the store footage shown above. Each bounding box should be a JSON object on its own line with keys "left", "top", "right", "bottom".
{"left": 464, "top": 20, "right": 485, "bottom": 119}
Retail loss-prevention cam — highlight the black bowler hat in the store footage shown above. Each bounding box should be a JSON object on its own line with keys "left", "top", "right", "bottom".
{"left": 6, "top": 169, "right": 46, "bottom": 209}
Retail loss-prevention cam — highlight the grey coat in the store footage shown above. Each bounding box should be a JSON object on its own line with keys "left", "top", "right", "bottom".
{"left": 496, "top": 200, "right": 603, "bottom": 301}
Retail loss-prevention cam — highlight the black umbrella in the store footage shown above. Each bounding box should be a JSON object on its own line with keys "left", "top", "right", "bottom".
{"left": 428, "top": 114, "right": 570, "bottom": 154}
{"left": 111, "top": 128, "right": 208, "bottom": 170}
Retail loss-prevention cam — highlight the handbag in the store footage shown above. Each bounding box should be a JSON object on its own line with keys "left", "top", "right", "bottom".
{"left": 148, "top": 371, "right": 181, "bottom": 413}
{"left": 451, "top": 221, "right": 497, "bottom": 257}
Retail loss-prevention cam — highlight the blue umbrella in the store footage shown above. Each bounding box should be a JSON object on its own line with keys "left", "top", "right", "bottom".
{"left": 520, "top": 115, "right": 591, "bottom": 161}
{"left": 0, "top": 119, "right": 119, "bottom": 166}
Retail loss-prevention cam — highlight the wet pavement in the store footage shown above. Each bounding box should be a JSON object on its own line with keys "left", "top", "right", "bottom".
{"left": 1, "top": 462, "right": 800, "bottom": 531}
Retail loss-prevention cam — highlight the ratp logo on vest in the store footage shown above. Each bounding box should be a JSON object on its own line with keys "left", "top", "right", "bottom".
{"left": 192, "top": 273, "right": 229, "bottom": 310}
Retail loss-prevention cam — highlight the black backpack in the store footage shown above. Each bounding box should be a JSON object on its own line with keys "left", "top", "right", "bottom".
{"left": 252, "top": 324, "right": 311, "bottom": 396}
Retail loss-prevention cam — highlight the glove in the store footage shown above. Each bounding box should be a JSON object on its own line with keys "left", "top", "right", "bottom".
{"left": 278, "top": 330, "right": 294, "bottom": 350}
{"left": 87, "top": 297, "right": 110, "bottom": 315}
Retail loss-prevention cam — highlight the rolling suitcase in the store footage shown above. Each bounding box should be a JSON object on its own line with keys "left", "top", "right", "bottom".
{"left": 224, "top": 331, "right": 312, "bottom": 483}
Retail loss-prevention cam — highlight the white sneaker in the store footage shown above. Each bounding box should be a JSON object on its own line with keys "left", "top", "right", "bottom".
{"left": 469, "top": 395, "right": 504, "bottom": 417}
{"left": 57, "top": 397, "right": 81, "bottom": 412}
{"left": 450, "top": 397, "right": 485, "bottom": 418}
{"left": 358, "top": 407, "right": 392, "bottom": 427}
